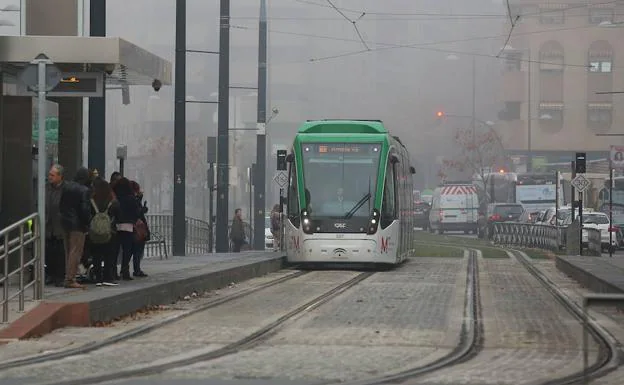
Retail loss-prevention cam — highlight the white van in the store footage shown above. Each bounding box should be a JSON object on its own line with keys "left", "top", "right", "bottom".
{"left": 429, "top": 184, "right": 479, "bottom": 234}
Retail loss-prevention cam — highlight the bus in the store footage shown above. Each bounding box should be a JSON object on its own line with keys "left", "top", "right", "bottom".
{"left": 283, "top": 120, "right": 416, "bottom": 267}
{"left": 515, "top": 172, "right": 565, "bottom": 213}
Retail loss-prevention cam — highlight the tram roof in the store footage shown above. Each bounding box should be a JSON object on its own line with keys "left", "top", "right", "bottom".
{"left": 298, "top": 120, "right": 387, "bottom": 134}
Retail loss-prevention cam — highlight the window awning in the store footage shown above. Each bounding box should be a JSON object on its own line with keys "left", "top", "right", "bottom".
{"left": 589, "top": 50, "right": 613, "bottom": 58}
{"left": 588, "top": 103, "right": 613, "bottom": 110}
{"left": 0, "top": 35, "right": 171, "bottom": 86}
{"left": 539, "top": 51, "right": 564, "bottom": 59}
{"left": 539, "top": 102, "right": 564, "bottom": 110}
{"left": 589, "top": 3, "right": 615, "bottom": 9}
{"left": 539, "top": 4, "right": 567, "bottom": 10}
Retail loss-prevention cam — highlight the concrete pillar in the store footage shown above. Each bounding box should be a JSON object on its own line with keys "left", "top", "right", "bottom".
{"left": 0, "top": 96, "right": 34, "bottom": 228}
{"left": 57, "top": 98, "right": 83, "bottom": 178}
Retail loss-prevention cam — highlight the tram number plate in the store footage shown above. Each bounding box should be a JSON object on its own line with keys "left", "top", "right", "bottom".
{"left": 336, "top": 234, "right": 344, "bottom": 239}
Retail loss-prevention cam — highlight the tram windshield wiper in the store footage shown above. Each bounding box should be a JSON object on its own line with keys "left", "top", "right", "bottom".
{"left": 344, "top": 193, "right": 372, "bottom": 219}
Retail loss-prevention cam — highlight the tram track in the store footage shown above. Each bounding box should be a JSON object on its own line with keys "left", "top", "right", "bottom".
{"left": 509, "top": 249, "right": 620, "bottom": 385}
{"left": 0, "top": 269, "right": 309, "bottom": 372}
{"left": 319, "top": 247, "right": 483, "bottom": 385}
{"left": 32, "top": 270, "right": 374, "bottom": 385}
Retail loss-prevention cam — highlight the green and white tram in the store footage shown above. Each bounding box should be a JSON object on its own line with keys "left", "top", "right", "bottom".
{"left": 283, "top": 120, "right": 416, "bottom": 266}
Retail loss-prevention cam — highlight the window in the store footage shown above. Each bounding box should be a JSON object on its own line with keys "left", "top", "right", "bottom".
{"left": 540, "top": 55, "right": 564, "bottom": 71}
{"left": 587, "top": 106, "right": 612, "bottom": 129}
{"left": 287, "top": 160, "right": 300, "bottom": 227}
{"left": 589, "top": 61, "right": 612, "bottom": 73}
{"left": 504, "top": 51, "right": 522, "bottom": 72}
{"left": 589, "top": 8, "right": 614, "bottom": 24}
{"left": 300, "top": 143, "right": 381, "bottom": 219}
{"left": 498, "top": 101, "right": 521, "bottom": 121}
{"left": 381, "top": 158, "right": 396, "bottom": 228}
{"left": 540, "top": 10, "right": 564, "bottom": 24}
{"left": 539, "top": 109, "right": 563, "bottom": 121}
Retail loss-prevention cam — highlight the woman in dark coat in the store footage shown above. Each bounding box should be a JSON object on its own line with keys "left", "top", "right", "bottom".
{"left": 112, "top": 178, "right": 140, "bottom": 280}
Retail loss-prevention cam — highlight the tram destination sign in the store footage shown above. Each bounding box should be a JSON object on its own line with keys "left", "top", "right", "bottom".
{"left": 313, "top": 143, "right": 379, "bottom": 154}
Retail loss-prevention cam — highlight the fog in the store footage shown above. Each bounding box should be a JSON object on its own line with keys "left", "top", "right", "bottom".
{"left": 96, "top": 0, "right": 506, "bottom": 219}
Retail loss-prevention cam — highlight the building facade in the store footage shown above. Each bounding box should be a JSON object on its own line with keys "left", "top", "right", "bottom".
{"left": 498, "top": 0, "right": 624, "bottom": 168}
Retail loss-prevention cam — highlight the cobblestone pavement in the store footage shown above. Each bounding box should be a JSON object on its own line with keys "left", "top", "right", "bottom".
{"left": 411, "top": 256, "right": 601, "bottom": 385}
{"left": 529, "top": 258, "right": 624, "bottom": 385}
{"left": 0, "top": 270, "right": 351, "bottom": 382}
{"left": 147, "top": 258, "right": 468, "bottom": 383}
{"left": 0, "top": 270, "right": 300, "bottom": 364}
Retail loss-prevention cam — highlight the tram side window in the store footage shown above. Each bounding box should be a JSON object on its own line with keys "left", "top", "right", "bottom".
{"left": 287, "top": 161, "right": 301, "bottom": 227}
{"left": 381, "top": 160, "right": 396, "bottom": 228}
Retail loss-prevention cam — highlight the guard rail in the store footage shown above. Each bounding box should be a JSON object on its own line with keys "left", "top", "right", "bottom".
{"left": 0, "top": 213, "right": 42, "bottom": 323}
{"left": 491, "top": 221, "right": 603, "bottom": 255}
{"left": 143, "top": 214, "right": 253, "bottom": 258}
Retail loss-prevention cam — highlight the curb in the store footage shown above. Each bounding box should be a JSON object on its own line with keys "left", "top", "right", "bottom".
{"left": 555, "top": 256, "right": 624, "bottom": 295}
{"left": 0, "top": 256, "right": 285, "bottom": 339}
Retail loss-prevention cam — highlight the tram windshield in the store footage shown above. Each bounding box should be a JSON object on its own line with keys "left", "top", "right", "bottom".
{"left": 300, "top": 142, "right": 381, "bottom": 218}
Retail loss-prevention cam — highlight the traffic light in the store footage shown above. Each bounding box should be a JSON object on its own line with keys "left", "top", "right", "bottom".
{"left": 436, "top": 111, "right": 444, "bottom": 118}
{"left": 575, "top": 152, "right": 586, "bottom": 174}
{"left": 277, "top": 149, "right": 287, "bottom": 171}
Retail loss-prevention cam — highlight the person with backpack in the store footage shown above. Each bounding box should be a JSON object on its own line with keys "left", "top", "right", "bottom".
{"left": 88, "top": 177, "right": 120, "bottom": 286}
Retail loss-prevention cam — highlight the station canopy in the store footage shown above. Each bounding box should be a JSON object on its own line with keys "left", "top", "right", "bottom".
{"left": 0, "top": 35, "right": 171, "bottom": 87}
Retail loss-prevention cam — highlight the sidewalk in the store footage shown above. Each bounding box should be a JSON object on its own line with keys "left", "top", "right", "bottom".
{"left": 556, "top": 255, "right": 624, "bottom": 294}
{"left": 0, "top": 251, "right": 285, "bottom": 340}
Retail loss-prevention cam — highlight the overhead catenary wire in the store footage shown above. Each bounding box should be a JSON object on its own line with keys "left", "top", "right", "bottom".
{"left": 231, "top": 24, "right": 612, "bottom": 70}
{"left": 325, "top": 0, "right": 369, "bottom": 50}
{"left": 292, "top": 0, "right": 622, "bottom": 19}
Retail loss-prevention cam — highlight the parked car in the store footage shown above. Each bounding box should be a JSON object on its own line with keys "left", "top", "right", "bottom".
{"left": 481, "top": 203, "right": 525, "bottom": 239}
{"left": 264, "top": 216, "right": 273, "bottom": 250}
{"left": 414, "top": 201, "right": 431, "bottom": 230}
{"left": 581, "top": 212, "right": 619, "bottom": 253}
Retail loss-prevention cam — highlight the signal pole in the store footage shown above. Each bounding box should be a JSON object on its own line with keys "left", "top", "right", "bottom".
{"left": 215, "top": 0, "right": 231, "bottom": 252}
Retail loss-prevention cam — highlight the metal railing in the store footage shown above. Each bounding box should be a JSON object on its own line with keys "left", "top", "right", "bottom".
{"left": 491, "top": 222, "right": 560, "bottom": 251}
{"left": 491, "top": 221, "right": 603, "bottom": 255}
{"left": 0, "top": 213, "right": 41, "bottom": 323}
{"left": 143, "top": 214, "right": 254, "bottom": 258}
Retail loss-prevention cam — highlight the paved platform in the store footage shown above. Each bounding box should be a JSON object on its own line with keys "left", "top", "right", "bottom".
{"left": 555, "top": 255, "right": 624, "bottom": 294}
{"left": 0, "top": 251, "right": 285, "bottom": 340}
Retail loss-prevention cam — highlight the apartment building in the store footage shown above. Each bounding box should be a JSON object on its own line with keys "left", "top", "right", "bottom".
{"left": 498, "top": 0, "right": 624, "bottom": 168}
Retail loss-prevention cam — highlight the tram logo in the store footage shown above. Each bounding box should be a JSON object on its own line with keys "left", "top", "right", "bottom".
{"left": 334, "top": 223, "right": 346, "bottom": 229}
{"left": 380, "top": 236, "right": 390, "bottom": 253}
{"left": 291, "top": 236, "right": 300, "bottom": 250}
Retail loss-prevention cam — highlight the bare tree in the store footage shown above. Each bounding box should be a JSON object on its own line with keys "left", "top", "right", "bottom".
{"left": 438, "top": 126, "right": 508, "bottom": 207}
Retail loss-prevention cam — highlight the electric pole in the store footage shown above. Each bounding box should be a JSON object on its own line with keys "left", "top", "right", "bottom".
{"left": 254, "top": 0, "right": 268, "bottom": 250}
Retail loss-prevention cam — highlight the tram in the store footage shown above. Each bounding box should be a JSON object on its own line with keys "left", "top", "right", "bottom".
{"left": 283, "top": 120, "right": 416, "bottom": 266}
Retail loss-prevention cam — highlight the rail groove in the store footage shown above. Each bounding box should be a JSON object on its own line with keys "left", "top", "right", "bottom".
{"left": 0, "top": 270, "right": 309, "bottom": 372}
{"left": 38, "top": 271, "right": 374, "bottom": 385}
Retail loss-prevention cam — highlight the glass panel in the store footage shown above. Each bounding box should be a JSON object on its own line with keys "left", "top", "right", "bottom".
{"left": 301, "top": 142, "right": 381, "bottom": 219}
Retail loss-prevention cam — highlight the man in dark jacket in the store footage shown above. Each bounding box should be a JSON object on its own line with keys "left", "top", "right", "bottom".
{"left": 59, "top": 167, "right": 92, "bottom": 289}
{"left": 229, "top": 208, "right": 246, "bottom": 252}
{"left": 45, "top": 164, "right": 66, "bottom": 286}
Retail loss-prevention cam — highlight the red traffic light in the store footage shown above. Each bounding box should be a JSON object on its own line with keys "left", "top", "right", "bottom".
{"left": 436, "top": 111, "right": 444, "bottom": 118}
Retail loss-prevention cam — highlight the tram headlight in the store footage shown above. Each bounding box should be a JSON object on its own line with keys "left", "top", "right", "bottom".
{"left": 301, "top": 209, "right": 314, "bottom": 234}
{"left": 367, "top": 208, "right": 380, "bottom": 235}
